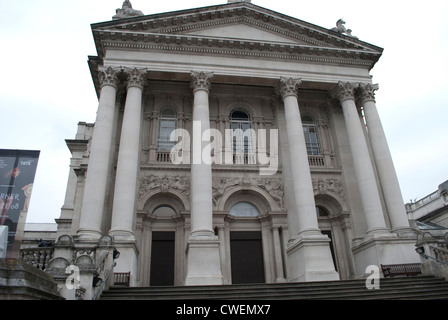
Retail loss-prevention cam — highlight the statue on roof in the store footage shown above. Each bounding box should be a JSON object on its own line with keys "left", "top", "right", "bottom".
{"left": 113, "top": 0, "right": 144, "bottom": 20}
{"left": 331, "top": 19, "right": 358, "bottom": 39}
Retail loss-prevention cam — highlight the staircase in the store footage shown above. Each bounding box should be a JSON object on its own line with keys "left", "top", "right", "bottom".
{"left": 100, "top": 275, "right": 448, "bottom": 300}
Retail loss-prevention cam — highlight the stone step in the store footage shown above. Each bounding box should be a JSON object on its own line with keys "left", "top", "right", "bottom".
{"left": 100, "top": 276, "right": 448, "bottom": 300}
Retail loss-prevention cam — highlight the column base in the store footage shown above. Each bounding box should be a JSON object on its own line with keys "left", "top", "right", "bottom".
{"left": 108, "top": 229, "right": 136, "bottom": 242}
{"left": 286, "top": 233, "right": 340, "bottom": 282}
{"left": 392, "top": 226, "right": 417, "bottom": 237}
{"left": 76, "top": 228, "right": 103, "bottom": 241}
{"left": 185, "top": 236, "right": 223, "bottom": 286}
{"left": 352, "top": 233, "right": 420, "bottom": 278}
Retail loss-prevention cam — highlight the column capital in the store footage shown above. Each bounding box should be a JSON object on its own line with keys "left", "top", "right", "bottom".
{"left": 123, "top": 67, "right": 147, "bottom": 90}
{"left": 358, "top": 83, "right": 379, "bottom": 104}
{"left": 98, "top": 66, "right": 120, "bottom": 89}
{"left": 278, "top": 77, "right": 302, "bottom": 99}
{"left": 191, "top": 71, "right": 213, "bottom": 93}
{"left": 335, "top": 81, "right": 358, "bottom": 103}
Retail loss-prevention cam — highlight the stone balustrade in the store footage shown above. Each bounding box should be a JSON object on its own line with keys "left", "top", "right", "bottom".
{"left": 20, "top": 247, "right": 54, "bottom": 271}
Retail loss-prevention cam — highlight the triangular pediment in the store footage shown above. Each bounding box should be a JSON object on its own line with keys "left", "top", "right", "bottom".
{"left": 176, "top": 22, "right": 311, "bottom": 45}
{"left": 91, "top": 2, "right": 382, "bottom": 68}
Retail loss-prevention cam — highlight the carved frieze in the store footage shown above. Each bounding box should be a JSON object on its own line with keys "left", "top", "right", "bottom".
{"left": 138, "top": 174, "right": 285, "bottom": 210}
{"left": 212, "top": 176, "right": 284, "bottom": 209}
{"left": 138, "top": 175, "right": 191, "bottom": 201}
{"left": 312, "top": 177, "right": 345, "bottom": 200}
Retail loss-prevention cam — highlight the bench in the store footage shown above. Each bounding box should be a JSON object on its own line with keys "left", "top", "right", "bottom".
{"left": 381, "top": 263, "right": 422, "bottom": 278}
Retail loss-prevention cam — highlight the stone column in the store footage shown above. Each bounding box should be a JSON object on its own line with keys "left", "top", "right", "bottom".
{"left": 109, "top": 68, "right": 147, "bottom": 241}
{"left": 279, "top": 77, "right": 339, "bottom": 282}
{"left": 272, "top": 227, "right": 286, "bottom": 282}
{"left": 189, "top": 71, "right": 215, "bottom": 239}
{"left": 359, "top": 84, "right": 412, "bottom": 235}
{"left": 185, "top": 71, "right": 223, "bottom": 285}
{"left": 279, "top": 77, "right": 321, "bottom": 236}
{"left": 336, "top": 82, "right": 389, "bottom": 235}
{"left": 77, "top": 67, "right": 119, "bottom": 240}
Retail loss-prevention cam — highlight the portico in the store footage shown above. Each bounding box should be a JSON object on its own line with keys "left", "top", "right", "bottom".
{"left": 49, "top": 0, "right": 419, "bottom": 299}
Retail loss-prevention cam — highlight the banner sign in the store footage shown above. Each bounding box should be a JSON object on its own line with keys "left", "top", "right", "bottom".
{"left": 0, "top": 149, "right": 40, "bottom": 259}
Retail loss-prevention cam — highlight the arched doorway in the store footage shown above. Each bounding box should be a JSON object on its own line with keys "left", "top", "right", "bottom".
{"left": 149, "top": 206, "right": 176, "bottom": 286}
{"left": 139, "top": 189, "right": 188, "bottom": 286}
{"left": 229, "top": 202, "right": 265, "bottom": 284}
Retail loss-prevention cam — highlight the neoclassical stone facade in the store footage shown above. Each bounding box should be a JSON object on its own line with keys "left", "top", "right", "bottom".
{"left": 49, "top": 1, "right": 420, "bottom": 298}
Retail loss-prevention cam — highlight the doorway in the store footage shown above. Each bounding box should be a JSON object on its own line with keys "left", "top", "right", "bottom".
{"left": 230, "top": 231, "right": 265, "bottom": 284}
{"left": 150, "top": 231, "right": 175, "bottom": 286}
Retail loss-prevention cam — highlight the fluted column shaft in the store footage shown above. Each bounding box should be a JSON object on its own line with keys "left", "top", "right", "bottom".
{"left": 279, "top": 77, "right": 320, "bottom": 236}
{"left": 359, "top": 84, "right": 411, "bottom": 233}
{"left": 109, "top": 68, "right": 146, "bottom": 240}
{"left": 77, "top": 67, "right": 118, "bottom": 239}
{"left": 189, "top": 71, "right": 215, "bottom": 239}
{"left": 337, "top": 82, "right": 388, "bottom": 235}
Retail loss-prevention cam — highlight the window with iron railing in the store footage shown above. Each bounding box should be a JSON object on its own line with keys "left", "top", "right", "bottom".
{"left": 302, "top": 115, "right": 322, "bottom": 156}
{"left": 230, "top": 109, "right": 254, "bottom": 164}
{"left": 158, "top": 107, "right": 177, "bottom": 152}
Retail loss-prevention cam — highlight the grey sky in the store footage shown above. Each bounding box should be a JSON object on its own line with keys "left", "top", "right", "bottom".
{"left": 0, "top": 0, "right": 447, "bottom": 223}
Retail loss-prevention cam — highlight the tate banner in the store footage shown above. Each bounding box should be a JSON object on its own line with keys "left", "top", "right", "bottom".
{"left": 0, "top": 149, "right": 40, "bottom": 258}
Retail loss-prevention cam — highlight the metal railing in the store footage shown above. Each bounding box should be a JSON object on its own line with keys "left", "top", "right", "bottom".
{"left": 92, "top": 261, "right": 117, "bottom": 300}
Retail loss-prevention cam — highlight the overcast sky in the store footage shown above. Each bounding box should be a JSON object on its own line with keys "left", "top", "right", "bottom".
{"left": 0, "top": 0, "right": 447, "bottom": 223}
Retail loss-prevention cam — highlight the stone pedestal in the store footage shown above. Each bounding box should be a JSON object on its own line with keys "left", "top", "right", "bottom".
{"left": 0, "top": 259, "right": 62, "bottom": 300}
{"left": 185, "top": 238, "right": 224, "bottom": 285}
{"left": 351, "top": 234, "right": 420, "bottom": 278}
{"left": 286, "top": 234, "right": 340, "bottom": 282}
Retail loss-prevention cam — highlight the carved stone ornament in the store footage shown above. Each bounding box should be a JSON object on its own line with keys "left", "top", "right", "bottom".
{"left": 256, "top": 178, "right": 284, "bottom": 209}
{"left": 98, "top": 66, "right": 119, "bottom": 89}
{"left": 336, "top": 81, "right": 357, "bottom": 103}
{"left": 278, "top": 77, "right": 302, "bottom": 99}
{"left": 212, "top": 177, "right": 284, "bottom": 209}
{"left": 358, "top": 83, "right": 379, "bottom": 104}
{"left": 139, "top": 175, "right": 191, "bottom": 201}
{"left": 312, "top": 177, "right": 345, "bottom": 200}
{"left": 124, "top": 67, "right": 147, "bottom": 89}
{"left": 113, "top": 0, "right": 144, "bottom": 20}
{"left": 331, "top": 19, "right": 358, "bottom": 39}
{"left": 190, "top": 71, "right": 213, "bottom": 93}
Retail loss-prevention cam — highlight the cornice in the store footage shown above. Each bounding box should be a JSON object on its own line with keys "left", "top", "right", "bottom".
{"left": 98, "top": 33, "right": 379, "bottom": 68}
{"left": 65, "top": 139, "right": 89, "bottom": 154}
{"left": 91, "top": 2, "right": 382, "bottom": 59}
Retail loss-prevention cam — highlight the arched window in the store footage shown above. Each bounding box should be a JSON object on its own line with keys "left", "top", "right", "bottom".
{"left": 230, "top": 109, "right": 253, "bottom": 156}
{"left": 316, "top": 206, "right": 330, "bottom": 217}
{"left": 229, "top": 202, "right": 260, "bottom": 217}
{"left": 302, "top": 115, "right": 321, "bottom": 156}
{"left": 152, "top": 205, "right": 176, "bottom": 218}
{"left": 158, "top": 107, "right": 177, "bottom": 151}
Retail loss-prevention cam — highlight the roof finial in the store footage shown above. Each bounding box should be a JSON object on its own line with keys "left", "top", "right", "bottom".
{"left": 331, "top": 19, "right": 358, "bottom": 39}
{"left": 113, "top": 0, "right": 144, "bottom": 20}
